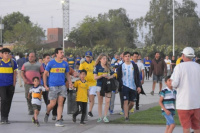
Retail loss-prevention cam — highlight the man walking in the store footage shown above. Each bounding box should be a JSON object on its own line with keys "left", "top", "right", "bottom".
{"left": 0, "top": 48, "right": 17, "bottom": 124}
{"left": 117, "top": 52, "right": 141, "bottom": 121}
{"left": 43, "top": 48, "right": 72, "bottom": 127}
{"left": 21, "top": 52, "right": 44, "bottom": 115}
{"left": 171, "top": 47, "right": 200, "bottom": 133}
{"left": 149, "top": 52, "right": 167, "bottom": 95}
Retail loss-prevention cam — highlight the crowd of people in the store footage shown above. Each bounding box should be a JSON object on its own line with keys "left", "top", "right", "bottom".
{"left": 0, "top": 45, "right": 200, "bottom": 133}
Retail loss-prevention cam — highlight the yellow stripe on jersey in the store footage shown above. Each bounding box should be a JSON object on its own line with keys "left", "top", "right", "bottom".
{"left": 97, "top": 72, "right": 109, "bottom": 76}
{"left": 0, "top": 67, "right": 13, "bottom": 73}
{"left": 32, "top": 92, "right": 42, "bottom": 99}
{"left": 68, "top": 61, "right": 75, "bottom": 64}
{"left": 145, "top": 62, "right": 150, "bottom": 64}
{"left": 50, "top": 68, "right": 66, "bottom": 73}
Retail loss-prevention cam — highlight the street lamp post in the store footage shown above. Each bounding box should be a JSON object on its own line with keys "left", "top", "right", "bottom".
{"left": 61, "top": 0, "right": 70, "bottom": 54}
{"left": 173, "top": 0, "right": 175, "bottom": 56}
{"left": 0, "top": 16, "right": 4, "bottom": 46}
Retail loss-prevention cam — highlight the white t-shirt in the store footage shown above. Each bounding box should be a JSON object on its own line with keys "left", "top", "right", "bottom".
{"left": 135, "top": 61, "right": 145, "bottom": 73}
{"left": 164, "top": 59, "right": 171, "bottom": 70}
{"left": 122, "top": 63, "right": 136, "bottom": 90}
{"left": 29, "top": 86, "right": 46, "bottom": 105}
{"left": 171, "top": 61, "right": 200, "bottom": 110}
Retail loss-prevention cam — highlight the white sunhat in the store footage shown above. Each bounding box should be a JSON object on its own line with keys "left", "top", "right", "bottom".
{"left": 181, "top": 47, "right": 195, "bottom": 58}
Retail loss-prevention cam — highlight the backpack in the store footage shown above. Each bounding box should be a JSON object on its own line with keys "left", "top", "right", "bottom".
{"left": 0, "top": 59, "right": 15, "bottom": 72}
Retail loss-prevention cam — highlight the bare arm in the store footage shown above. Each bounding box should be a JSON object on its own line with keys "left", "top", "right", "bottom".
{"left": 94, "top": 74, "right": 104, "bottom": 80}
{"left": 21, "top": 70, "right": 28, "bottom": 84}
{"left": 141, "top": 69, "right": 145, "bottom": 84}
{"left": 13, "top": 70, "right": 17, "bottom": 86}
{"left": 43, "top": 70, "right": 49, "bottom": 90}
{"left": 159, "top": 96, "right": 171, "bottom": 115}
{"left": 66, "top": 72, "right": 73, "bottom": 88}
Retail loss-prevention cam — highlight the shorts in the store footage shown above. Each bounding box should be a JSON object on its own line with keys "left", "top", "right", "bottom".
{"left": 153, "top": 75, "right": 163, "bottom": 83}
{"left": 96, "top": 86, "right": 101, "bottom": 92}
{"left": 163, "top": 114, "right": 175, "bottom": 125}
{"left": 122, "top": 86, "right": 137, "bottom": 102}
{"left": 32, "top": 104, "right": 41, "bottom": 111}
{"left": 177, "top": 109, "right": 200, "bottom": 130}
{"left": 48, "top": 85, "right": 67, "bottom": 100}
{"left": 89, "top": 86, "right": 97, "bottom": 96}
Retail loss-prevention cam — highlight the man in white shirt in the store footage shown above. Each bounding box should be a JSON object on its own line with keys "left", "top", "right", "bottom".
{"left": 132, "top": 52, "right": 145, "bottom": 110}
{"left": 164, "top": 56, "right": 172, "bottom": 76}
{"left": 171, "top": 47, "right": 200, "bottom": 133}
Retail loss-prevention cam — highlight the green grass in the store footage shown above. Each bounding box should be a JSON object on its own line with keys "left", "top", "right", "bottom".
{"left": 110, "top": 106, "right": 180, "bottom": 125}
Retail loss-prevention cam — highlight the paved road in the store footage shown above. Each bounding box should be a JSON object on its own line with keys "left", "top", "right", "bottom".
{"left": 0, "top": 77, "right": 183, "bottom": 133}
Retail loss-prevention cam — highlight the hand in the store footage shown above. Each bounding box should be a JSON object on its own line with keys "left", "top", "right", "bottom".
{"left": 44, "top": 85, "right": 50, "bottom": 91}
{"left": 165, "top": 110, "right": 171, "bottom": 115}
{"left": 137, "top": 87, "right": 141, "bottom": 94}
{"left": 27, "top": 96, "right": 30, "bottom": 100}
{"left": 69, "top": 82, "right": 73, "bottom": 88}
{"left": 102, "top": 74, "right": 108, "bottom": 78}
{"left": 141, "top": 80, "right": 144, "bottom": 85}
{"left": 24, "top": 79, "right": 28, "bottom": 84}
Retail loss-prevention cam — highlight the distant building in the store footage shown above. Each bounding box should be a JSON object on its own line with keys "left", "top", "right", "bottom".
{"left": 42, "top": 28, "right": 75, "bottom": 49}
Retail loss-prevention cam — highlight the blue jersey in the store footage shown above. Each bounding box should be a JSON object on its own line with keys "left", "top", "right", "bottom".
{"left": 144, "top": 60, "right": 151, "bottom": 67}
{"left": 76, "top": 57, "right": 81, "bottom": 64}
{"left": 0, "top": 59, "right": 18, "bottom": 86}
{"left": 93, "top": 64, "right": 114, "bottom": 87}
{"left": 68, "top": 57, "right": 75, "bottom": 69}
{"left": 45, "top": 59, "right": 69, "bottom": 87}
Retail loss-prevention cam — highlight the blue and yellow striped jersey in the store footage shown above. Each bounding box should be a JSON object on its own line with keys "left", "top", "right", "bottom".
{"left": 45, "top": 59, "right": 69, "bottom": 87}
{"left": 93, "top": 64, "right": 114, "bottom": 87}
{"left": 0, "top": 59, "right": 18, "bottom": 86}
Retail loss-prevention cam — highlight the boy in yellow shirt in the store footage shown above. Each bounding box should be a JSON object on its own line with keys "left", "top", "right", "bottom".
{"left": 72, "top": 69, "right": 89, "bottom": 125}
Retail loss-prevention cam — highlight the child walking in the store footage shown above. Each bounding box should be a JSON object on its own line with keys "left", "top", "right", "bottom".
{"left": 159, "top": 76, "right": 176, "bottom": 133}
{"left": 28, "top": 77, "right": 48, "bottom": 126}
{"left": 72, "top": 70, "right": 89, "bottom": 125}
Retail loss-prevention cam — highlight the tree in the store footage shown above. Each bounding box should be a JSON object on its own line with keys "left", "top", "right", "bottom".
{"left": 2, "top": 12, "right": 31, "bottom": 42}
{"left": 4, "top": 21, "right": 44, "bottom": 51}
{"left": 135, "top": 0, "right": 200, "bottom": 47}
{"left": 69, "top": 8, "right": 137, "bottom": 49}
{"left": 2, "top": 12, "right": 44, "bottom": 51}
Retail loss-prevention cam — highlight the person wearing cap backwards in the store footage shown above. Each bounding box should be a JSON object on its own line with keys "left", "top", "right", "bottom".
{"left": 67, "top": 54, "right": 75, "bottom": 69}
{"left": 79, "top": 51, "right": 96, "bottom": 117}
{"left": 171, "top": 47, "right": 200, "bottom": 133}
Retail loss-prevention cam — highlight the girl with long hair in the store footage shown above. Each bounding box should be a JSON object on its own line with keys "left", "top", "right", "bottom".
{"left": 93, "top": 53, "right": 115, "bottom": 123}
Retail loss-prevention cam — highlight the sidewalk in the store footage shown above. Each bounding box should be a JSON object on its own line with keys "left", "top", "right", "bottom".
{"left": 0, "top": 78, "right": 182, "bottom": 133}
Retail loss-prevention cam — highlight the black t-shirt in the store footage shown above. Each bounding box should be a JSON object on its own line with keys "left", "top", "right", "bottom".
{"left": 171, "top": 59, "right": 176, "bottom": 69}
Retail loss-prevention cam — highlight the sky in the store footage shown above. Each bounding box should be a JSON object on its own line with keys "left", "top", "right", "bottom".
{"left": 0, "top": 0, "right": 200, "bottom": 33}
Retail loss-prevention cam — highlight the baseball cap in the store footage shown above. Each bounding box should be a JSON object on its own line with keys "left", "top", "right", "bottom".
{"left": 181, "top": 47, "right": 195, "bottom": 57}
{"left": 85, "top": 51, "right": 92, "bottom": 57}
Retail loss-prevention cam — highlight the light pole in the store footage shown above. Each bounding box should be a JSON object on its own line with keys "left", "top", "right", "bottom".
{"left": 173, "top": 0, "right": 175, "bottom": 56}
{"left": 0, "top": 16, "right": 4, "bottom": 46}
{"left": 61, "top": 0, "right": 70, "bottom": 54}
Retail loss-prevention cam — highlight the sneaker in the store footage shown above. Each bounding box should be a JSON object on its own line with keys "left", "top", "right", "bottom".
{"left": 103, "top": 116, "right": 109, "bottom": 123}
{"left": 88, "top": 112, "right": 93, "bottom": 117}
{"left": 129, "top": 108, "right": 134, "bottom": 113}
{"left": 80, "top": 121, "right": 86, "bottom": 125}
{"left": 52, "top": 115, "right": 56, "bottom": 121}
{"left": 136, "top": 106, "right": 139, "bottom": 110}
{"left": 150, "top": 91, "right": 154, "bottom": 96}
{"left": 72, "top": 115, "right": 76, "bottom": 123}
{"left": 32, "top": 117, "right": 36, "bottom": 124}
{"left": 35, "top": 120, "right": 40, "bottom": 127}
{"left": 119, "top": 110, "right": 124, "bottom": 115}
{"left": 97, "top": 118, "right": 102, "bottom": 123}
{"left": 55, "top": 120, "right": 64, "bottom": 127}
{"left": 28, "top": 111, "right": 34, "bottom": 115}
{"left": 125, "top": 117, "right": 129, "bottom": 122}
{"left": 44, "top": 113, "right": 49, "bottom": 123}
{"left": 158, "top": 91, "right": 161, "bottom": 95}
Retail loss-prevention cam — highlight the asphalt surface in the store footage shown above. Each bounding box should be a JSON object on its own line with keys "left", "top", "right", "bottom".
{"left": 0, "top": 77, "right": 183, "bottom": 133}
